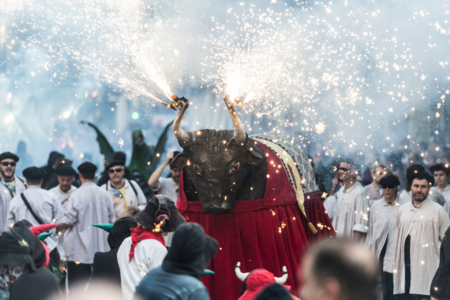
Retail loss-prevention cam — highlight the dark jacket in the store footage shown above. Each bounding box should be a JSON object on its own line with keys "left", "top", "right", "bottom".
{"left": 92, "top": 217, "right": 138, "bottom": 285}
{"left": 430, "top": 226, "right": 450, "bottom": 300}
{"left": 10, "top": 268, "right": 61, "bottom": 300}
{"left": 40, "top": 151, "right": 64, "bottom": 190}
{"left": 135, "top": 223, "right": 218, "bottom": 300}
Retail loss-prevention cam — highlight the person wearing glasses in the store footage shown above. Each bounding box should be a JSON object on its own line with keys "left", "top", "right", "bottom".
{"left": 365, "top": 163, "right": 387, "bottom": 206}
{"left": 101, "top": 160, "right": 147, "bottom": 218}
{"left": 331, "top": 159, "right": 369, "bottom": 241}
{"left": 0, "top": 151, "right": 27, "bottom": 231}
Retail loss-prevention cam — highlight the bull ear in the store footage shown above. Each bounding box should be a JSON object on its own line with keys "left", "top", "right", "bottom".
{"left": 244, "top": 144, "right": 264, "bottom": 165}
{"left": 170, "top": 152, "right": 189, "bottom": 170}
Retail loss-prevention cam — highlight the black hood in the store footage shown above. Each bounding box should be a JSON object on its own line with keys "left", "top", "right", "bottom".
{"left": 107, "top": 217, "right": 138, "bottom": 249}
{"left": 162, "top": 223, "right": 218, "bottom": 280}
{"left": 47, "top": 151, "right": 64, "bottom": 168}
{"left": 255, "top": 284, "right": 293, "bottom": 300}
{"left": 12, "top": 222, "right": 47, "bottom": 269}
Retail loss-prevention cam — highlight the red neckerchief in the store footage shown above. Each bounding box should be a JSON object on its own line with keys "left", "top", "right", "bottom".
{"left": 129, "top": 225, "right": 166, "bottom": 262}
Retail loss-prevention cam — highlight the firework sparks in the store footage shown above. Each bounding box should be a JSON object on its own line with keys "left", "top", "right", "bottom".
{"left": 315, "top": 122, "right": 327, "bottom": 134}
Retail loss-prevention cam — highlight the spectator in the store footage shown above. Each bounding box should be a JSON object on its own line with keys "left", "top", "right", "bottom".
{"left": 365, "top": 175, "right": 406, "bottom": 300}
{"left": 135, "top": 223, "right": 218, "bottom": 300}
{"left": 300, "top": 238, "right": 378, "bottom": 300}
{"left": 399, "top": 164, "right": 446, "bottom": 206}
{"left": 148, "top": 151, "right": 181, "bottom": 247}
{"left": 97, "top": 152, "right": 136, "bottom": 187}
{"left": 394, "top": 172, "right": 450, "bottom": 299}
{"left": 118, "top": 195, "right": 185, "bottom": 300}
{"left": 63, "top": 162, "right": 116, "bottom": 290}
{"left": 101, "top": 160, "right": 147, "bottom": 218}
{"left": 331, "top": 159, "right": 369, "bottom": 241}
{"left": 365, "top": 163, "right": 387, "bottom": 205}
{"left": 92, "top": 217, "right": 138, "bottom": 285}
{"left": 430, "top": 163, "right": 450, "bottom": 216}
{"left": 40, "top": 151, "right": 65, "bottom": 190}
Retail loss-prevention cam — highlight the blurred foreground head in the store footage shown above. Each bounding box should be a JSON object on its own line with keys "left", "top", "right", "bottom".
{"left": 301, "top": 238, "right": 378, "bottom": 300}
{"left": 49, "top": 281, "right": 141, "bottom": 300}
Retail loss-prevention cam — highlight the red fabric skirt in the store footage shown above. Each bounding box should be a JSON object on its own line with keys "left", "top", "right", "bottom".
{"left": 303, "top": 191, "right": 335, "bottom": 242}
{"left": 181, "top": 199, "right": 308, "bottom": 300}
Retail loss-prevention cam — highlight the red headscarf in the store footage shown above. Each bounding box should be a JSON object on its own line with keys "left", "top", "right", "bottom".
{"left": 129, "top": 225, "right": 165, "bottom": 262}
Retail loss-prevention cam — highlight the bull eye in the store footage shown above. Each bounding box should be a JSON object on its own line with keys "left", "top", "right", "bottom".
{"left": 228, "top": 162, "right": 240, "bottom": 174}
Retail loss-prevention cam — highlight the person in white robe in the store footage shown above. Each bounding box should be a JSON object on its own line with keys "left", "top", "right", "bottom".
{"left": 100, "top": 160, "right": 146, "bottom": 218}
{"left": 430, "top": 163, "right": 450, "bottom": 216}
{"left": 393, "top": 172, "right": 450, "bottom": 299}
{"left": 117, "top": 195, "right": 185, "bottom": 300}
{"left": 0, "top": 151, "right": 27, "bottom": 231}
{"left": 62, "top": 162, "right": 115, "bottom": 290}
{"left": 332, "top": 160, "right": 369, "bottom": 241}
{"left": 7, "top": 166, "right": 65, "bottom": 264}
{"left": 49, "top": 165, "right": 78, "bottom": 263}
{"left": 365, "top": 163, "right": 387, "bottom": 206}
{"left": 366, "top": 175, "right": 406, "bottom": 300}
{"left": 399, "top": 164, "right": 445, "bottom": 206}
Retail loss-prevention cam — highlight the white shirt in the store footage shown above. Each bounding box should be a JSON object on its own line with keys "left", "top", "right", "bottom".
{"left": 64, "top": 182, "right": 115, "bottom": 264}
{"left": 101, "top": 179, "right": 147, "bottom": 218}
{"left": 399, "top": 187, "right": 445, "bottom": 206}
{"left": 49, "top": 185, "right": 78, "bottom": 211}
{"left": 49, "top": 185, "right": 77, "bottom": 260}
{"left": 151, "top": 177, "right": 179, "bottom": 247}
{"left": 117, "top": 237, "right": 167, "bottom": 300}
{"left": 0, "top": 176, "right": 27, "bottom": 231}
{"left": 393, "top": 198, "right": 450, "bottom": 295}
{"left": 323, "top": 195, "right": 337, "bottom": 222}
{"left": 437, "top": 184, "right": 450, "bottom": 217}
{"left": 7, "top": 185, "right": 65, "bottom": 252}
{"left": 365, "top": 196, "right": 406, "bottom": 273}
{"left": 332, "top": 183, "right": 369, "bottom": 238}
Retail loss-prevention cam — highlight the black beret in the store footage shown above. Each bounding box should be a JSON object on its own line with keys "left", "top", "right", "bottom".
{"left": 430, "top": 163, "right": 450, "bottom": 176}
{"left": 106, "top": 160, "right": 125, "bottom": 170}
{"left": 0, "top": 152, "right": 19, "bottom": 162}
{"left": 22, "top": 167, "right": 46, "bottom": 180}
{"left": 55, "top": 165, "right": 77, "bottom": 176}
{"left": 379, "top": 175, "right": 400, "bottom": 188}
{"left": 409, "top": 171, "right": 434, "bottom": 186}
{"left": 406, "top": 164, "right": 425, "bottom": 183}
{"left": 77, "top": 162, "right": 97, "bottom": 174}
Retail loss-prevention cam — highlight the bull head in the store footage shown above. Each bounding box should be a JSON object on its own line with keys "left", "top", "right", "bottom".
{"left": 170, "top": 97, "right": 266, "bottom": 214}
{"left": 235, "top": 262, "right": 288, "bottom": 284}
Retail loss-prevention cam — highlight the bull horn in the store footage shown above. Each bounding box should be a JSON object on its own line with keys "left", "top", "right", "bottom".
{"left": 173, "top": 97, "right": 191, "bottom": 146}
{"left": 235, "top": 262, "right": 250, "bottom": 282}
{"left": 223, "top": 97, "right": 247, "bottom": 146}
{"left": 274, "top": 266, "right": 288, "bottom": 284}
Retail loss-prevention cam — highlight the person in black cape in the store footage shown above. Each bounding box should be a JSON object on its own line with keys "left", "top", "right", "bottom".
{"left": 92, "top": 217, "right": 138, "bottom": 285}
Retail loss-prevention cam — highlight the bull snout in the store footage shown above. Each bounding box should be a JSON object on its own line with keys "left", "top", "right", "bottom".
{"left": 201, "top": 195, "right": 236, "bottom": 215}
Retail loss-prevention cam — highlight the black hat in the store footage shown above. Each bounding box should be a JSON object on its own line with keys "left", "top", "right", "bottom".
{"left": 0, "top": 231, "right": 36, "bottom": 271}
{"left": 254, "top": 284, "right": 293, "bottom": 300}
{"left": 22, "top": 167, "right": 46, "bottom": 180}
{"left": 135, "top": 195, "right": 185, "bottom": 232}
{"left": 11, "top": 222, "right": 47, "bottom": 269}
{"left": 107, "top": 217, "right": 138, "bottom": 249}
{"left": 106, "top": 160, "right": 125, "bottom": 170}
{"left": 409, "top": 171, "right": 434, "bottom": 186}
{"left": 406, "top": 164, "right": 425, "bottom": 182}
{"left": 77, "top": 162, "right": 97, "bottom": 174}
{"left": 55, "top": 165, "right": 77, "bottom": 176}
{"left": 430, "top": 163, "right": 450, "bottom": 176}
{"left": 162, "top": 223, "right": 218, "bottom": 279}
{"left": 169, "top": 151, "right": 181, "bottom": 167}
{"left": 113, "top": 152, "right": 126, "bottom": 162}
{"left": 379, "top": 175, "right": 401, "bottom": 189}
{"left": 0, "top": 151, "right": 19, "bottom": 162}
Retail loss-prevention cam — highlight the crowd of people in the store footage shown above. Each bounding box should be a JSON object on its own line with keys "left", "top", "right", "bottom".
{"left": 0, "top": 145, "right": 450, "bottom": 300}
